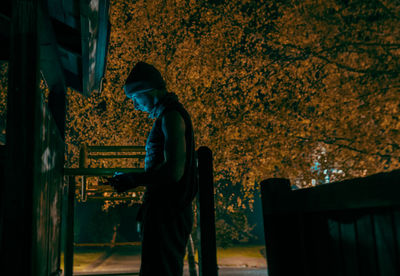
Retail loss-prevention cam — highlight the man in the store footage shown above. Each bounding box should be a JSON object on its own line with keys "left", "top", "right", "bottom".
{"left": 106, "top": 62, "right": 197, "bottom": 276}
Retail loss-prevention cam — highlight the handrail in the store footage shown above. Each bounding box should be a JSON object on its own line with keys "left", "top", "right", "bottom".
{"left": 64, "top": 168, "right": 144, "bottom": 176}
{"left": 68, "top": 144, "right": 146, "bottom": 202}
{"left": 88, "top": 154, "right": 146, "bottom": 159}
{"left": 86, "top": 145, "right": 145, "bottom": 152}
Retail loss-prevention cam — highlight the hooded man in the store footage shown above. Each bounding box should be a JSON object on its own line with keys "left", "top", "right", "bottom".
{"left": 106, "top": 62, "right": 197, "bottom": 276}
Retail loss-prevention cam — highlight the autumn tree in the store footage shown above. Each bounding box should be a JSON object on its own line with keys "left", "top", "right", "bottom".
{"left": 62, "top": 0, "right": 400, "bottom": 245}
{"left": 1, "top": 0, "right": 398, "bottom": 246}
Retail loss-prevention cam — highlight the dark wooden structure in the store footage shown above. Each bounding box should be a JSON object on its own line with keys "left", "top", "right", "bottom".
{"left": 261, "top": 170, "right": 400, "bottom": 276}
{"left": 197, "top": 146, "right": 219, "bottom": 276}
{"left": 0, "top": 0, "right": 110, "bottom": 275}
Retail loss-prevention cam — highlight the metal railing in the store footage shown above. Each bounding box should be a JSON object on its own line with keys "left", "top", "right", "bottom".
{"left": 64, "top": 144, "right": 146, "bottom": 202}
{"left": 63, "top": 145, "right": 218, "bottom": 276}
{"left": 63, "top": 145, "right": 146, "bottom": 276}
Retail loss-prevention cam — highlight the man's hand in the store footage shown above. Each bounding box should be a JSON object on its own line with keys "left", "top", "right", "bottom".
{"left": 101, "top": 172, "right": 137, "bottom": 193}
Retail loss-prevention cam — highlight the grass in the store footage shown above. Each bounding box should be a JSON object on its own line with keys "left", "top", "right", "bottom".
{"left": 185, "top": 244, "right": 266, "bottom": 264}
{"left": 217, "top": 245, "right": 265, "bottom": 259}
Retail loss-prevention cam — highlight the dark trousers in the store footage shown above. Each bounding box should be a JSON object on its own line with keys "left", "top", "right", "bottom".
{"left": 139, "top": 202, "right": 193, "bottom": 276}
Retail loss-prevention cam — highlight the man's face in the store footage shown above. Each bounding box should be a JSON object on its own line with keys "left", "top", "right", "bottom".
{"left": 124, "top": 81, "right": 156, "bottom": 113}
{"left": 129, "top": 91, "right": 155, "bottom": 113}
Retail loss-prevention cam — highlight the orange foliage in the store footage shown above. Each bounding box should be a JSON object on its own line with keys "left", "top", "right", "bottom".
{"left": 1, "top": 0, "right": 399, "bottom": 244}
{"left": 65, "top": 0, "right": 400, "bottom": 244}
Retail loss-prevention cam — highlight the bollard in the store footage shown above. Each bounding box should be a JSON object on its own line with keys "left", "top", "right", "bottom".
{"left": 197, "top": 146, "right": 218, "bottom": 276}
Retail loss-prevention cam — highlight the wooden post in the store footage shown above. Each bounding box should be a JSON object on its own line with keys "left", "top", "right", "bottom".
{"left": 197, "top": 146, "right": 218, "bottom": 276}
{"left": 79, "top": 143, "right": 88, "bottom": 202}
{"left": 1, "top": 0, "right": 40, "bottom": 275}
{"left": 65, "top": 176, "right": 76, "bottom": 276}
{"left": 260, "top": 178, "right": 305, "bottom": 276}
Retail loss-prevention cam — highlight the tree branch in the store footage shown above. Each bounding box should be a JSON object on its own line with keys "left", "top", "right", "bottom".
{"left": 294, "top": 135, "right": 399, "bottom": 160}
{"left": 274, "top": 41, "right": 399, "bottom": 76}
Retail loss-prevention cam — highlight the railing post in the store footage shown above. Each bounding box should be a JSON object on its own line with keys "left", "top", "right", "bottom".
{"left": 79, "top": 143, "right": 88, "bottom": 202}
{"left": 197, "top": 146, "right": 218, "bottom": 276}
{"left": 65, "top": 176, "right": 76, "bottom": 276}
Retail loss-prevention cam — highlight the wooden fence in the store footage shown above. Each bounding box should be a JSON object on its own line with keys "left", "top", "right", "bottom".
{"left": 261, "top": 170, "right": 400, "bottom": 276}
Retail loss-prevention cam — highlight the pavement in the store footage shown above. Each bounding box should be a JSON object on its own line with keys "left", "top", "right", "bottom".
{"left": 207, "top": 268, "right": 268, "bottom": 276}
{"left": 74, "top": 267, "right": 268, "bottom": 276}
{"left": 73, "top": 246, "right": 268, "bottom": 276}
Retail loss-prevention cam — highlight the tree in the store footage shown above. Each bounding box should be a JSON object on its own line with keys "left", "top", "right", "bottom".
{"left": 1, "top": 0, "right": 399, "bottom": 246}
